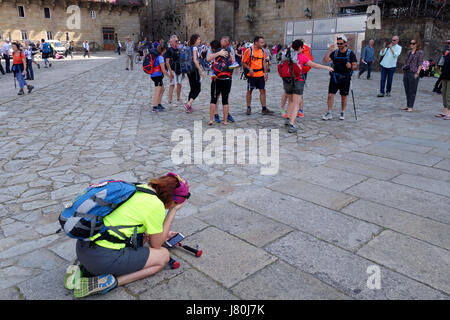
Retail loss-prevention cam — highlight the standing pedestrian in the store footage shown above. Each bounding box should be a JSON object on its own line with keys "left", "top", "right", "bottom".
{"left": 358, "top": 39, "right": 374, "bottom": 80}
{"left": 378, "top": 35, "right": 402, "bottom": 97}
{"left": 280, "top": 39, "right": 333, "bottom": 133}
{"left": 11, "top": 42, "right": 34, "bottom": 96}
{"left": 435, "top": 46, "right": 450, "bottom": 120}
{"left": 165, "top": 35, "right": 183, "bottom": 107}
{"left": 40, "top": 39, "right": 52, "bottom": 68}
{"left": 125, "top": 36, "right": 134, "bottom": 71}
{"left": 24, "top": 41, "right": 34, "bottom": 81}
{"left": 184, "top": 34, "right": 205, "bottom": 113}
{"left": 322, "top": 35, "right": 358, "bottom": 121}
{"left": 0, "top": 53, "right": 5, "bottom": 75}
{"left": 150, "top": 43, "right": 172, "bottom": 112}
{"left": 207, "top": 40, "right": 233, "bottom": 125}
{"left": 69, "top": 41, "right": 74, "bottom": 59}
{"left": 432, "top": 40, "right": 450, "bottom": 94}
{"left": 2, "top": 38, "right": 12, "bottom": 73}
{"left": 64, "top": 41, "right": 70, "bottom": 58}
{"left": 83, "top": 41, "right": 90, "bottom": 58}
{"left": 242, "top": 36, "right": 274, "bottom": 116}
{"left": 400, "top": 39, "right": 424, "bottom": 112}
{"left": 117, "top": 40, "right": 122, "bottom": 55}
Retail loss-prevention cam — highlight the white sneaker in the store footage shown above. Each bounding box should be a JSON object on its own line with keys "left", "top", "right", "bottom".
{"left": 176, "top": 100, "right": 183, "bottom": 107}
{"left": 322, "top": 112, "right": 333, "bottom": 120}
{"left": 339, "top": 112, "right": 345, "bottom": 120}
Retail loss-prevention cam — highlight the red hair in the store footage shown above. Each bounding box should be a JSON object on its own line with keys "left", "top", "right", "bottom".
{"left": 149, "top": 175, "right": 179, "bottom": 208}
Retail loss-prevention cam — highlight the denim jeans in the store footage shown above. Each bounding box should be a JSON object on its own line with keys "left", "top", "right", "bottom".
{"left": 380, "top": 66, "right": 396, "bottom": 94}
{"left": 3, "top": 53, "right": 10, "bottom": 73}
{"left": 359, "top": 61, "right": 373, "bottom": 78}
{"left": 14, "top": 66, "right": 27, "bottom": 89}
{"left": 26, "top": 59, "right": 34, "bottom": 80}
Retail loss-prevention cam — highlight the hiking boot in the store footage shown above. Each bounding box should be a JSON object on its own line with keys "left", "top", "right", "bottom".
{"left": 339, "top": 112, "right": 345, "bottom": 120}
{"left": 262, "top": 108, "right": 274, "bottom": 115}
{"left": 246, "top": 107, "right": 251, "bottom": 115}
{"left": 377, "top": 93, "right": 384, "bottom": 97}
{"left": 227, "top": 114, "right": 235, "bottom": 123}
{"left": 27, "top": 85, "right": 34, "bottom": 94}
{"left": 288, "top": 124, "right": 298, "bottom": 133}
{"left": 214, "top": 114, "right": 221, "bottom": 123}
{"left": 18, "top": 89, "right": 24, "bottom": 96}
{"left": 386, "top": 92, "right": 391, "bottom": 97}
{"left": 322, "top": 112, "right": 333, "bottom": 120}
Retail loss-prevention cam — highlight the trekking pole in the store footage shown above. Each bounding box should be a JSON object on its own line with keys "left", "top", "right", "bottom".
{"left": 350, "top": 79, "right": 357, "bottom": 120}
{"left": 176, "top": 242, "right": 203, "bottom": 257}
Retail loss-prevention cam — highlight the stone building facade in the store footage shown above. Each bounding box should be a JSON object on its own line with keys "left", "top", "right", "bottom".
{"left": 0, "top": 0, "right": 143, "bottom": 50}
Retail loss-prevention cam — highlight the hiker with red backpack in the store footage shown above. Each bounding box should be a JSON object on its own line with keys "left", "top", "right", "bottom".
{"left": 142, "top": 43, "right": 172, "bottom": 112}
{"left": 279, "top": 39, "right": 333, "bottom": 133}
{"left": 207, "top": 39, "right": 234, "bottom": 125}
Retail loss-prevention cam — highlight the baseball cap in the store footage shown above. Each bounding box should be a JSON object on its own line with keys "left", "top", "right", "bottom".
{"left": 337, "top": 35, "right": 347, "bottom": 43}
{"left": 166, "top": 172, "right": 190, "bottom": 204}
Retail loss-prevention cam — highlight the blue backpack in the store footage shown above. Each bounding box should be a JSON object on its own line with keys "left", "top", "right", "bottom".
{"left": 57, "top": 180, "right": 156, "bottom": 248}
{"left": 42, "top": 42, "right": 52, "bottom": 54}
{"left": 180, "top": 46, "right": 195, "bottom": 74}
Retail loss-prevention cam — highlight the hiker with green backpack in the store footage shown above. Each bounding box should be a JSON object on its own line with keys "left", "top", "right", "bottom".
{"left": 60, "top": 173, "right": 190, "bottom": 298}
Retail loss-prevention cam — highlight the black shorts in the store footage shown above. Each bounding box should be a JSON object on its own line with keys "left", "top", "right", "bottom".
{"left": 328, "top": 75, "right": 351, "bottom": 96}
{"left": 211, "top": 78, "right": 232, "bottom": 105}
{"left": 247, "top": 76, "right": 265, "bottom": 91}
{"left": 151, "top": 76, "right": 164, "bottom": 87}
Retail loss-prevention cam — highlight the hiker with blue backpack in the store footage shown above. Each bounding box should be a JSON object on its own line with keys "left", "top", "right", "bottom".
{"left": 59, "top": 173, "right": 190, "bottom": 298}
{"left": 40, "top": 39, "right": 52, "bottom": 68}
{"left": 183, "top": 34, "right": 205, "bottom": 113}
{"left": 322, "top": 36, "right": 358, "bottom": 121}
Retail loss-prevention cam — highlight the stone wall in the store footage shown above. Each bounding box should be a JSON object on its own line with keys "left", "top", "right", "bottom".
{"left": 214, "top": 0, "right": 234, "bottom": 40}
{"left": 232, "top": 0, "right": 329, "bottom": 45}
{"left": 185, "top": 0, "right": 215, "bottom": 42}
{"left": 142, "top": 0, "right": 187, "bottom": 41}
{"left": 0, "top": 0, "right": 141, "bottom": 49}
{"left": 364, "top": 17, "right": 450, "bottom": 71}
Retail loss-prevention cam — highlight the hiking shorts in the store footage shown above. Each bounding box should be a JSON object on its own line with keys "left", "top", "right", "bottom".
{"left": 169, "top": 71, "right": 183, "bottom": 86}
{"left": 247, "top": 76, "right": 265, "bottom": 91}
{"left": 151, "top": 76, "right": 164, "bottom": 87}
{"left": 76, "top": 240, "right": 149, "bottom": 277}
{"left": 283, "top": 78, "right": 305, "bottom": 95}
{"left": 328, "top": 76, "right": 351, "bottom": 96}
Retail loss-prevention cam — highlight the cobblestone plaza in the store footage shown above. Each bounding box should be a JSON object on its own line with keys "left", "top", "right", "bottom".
{"left": 0, "top": 53, "right": 449, "bottom": 300}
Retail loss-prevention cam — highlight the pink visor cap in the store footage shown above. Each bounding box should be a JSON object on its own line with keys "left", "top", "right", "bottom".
{"left": 166, "top": 172, "right": 190, "bottom": 204}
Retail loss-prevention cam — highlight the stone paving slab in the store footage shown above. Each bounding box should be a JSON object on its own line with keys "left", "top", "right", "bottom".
{"left": 268, "top": 179, "right": 357, "bottom": 211}
{"left": 392, "top": 173, "right": 450, "bottom": 197}
{"left": 358, "top": 230, "right": 450, "bottom": 295}
{"left": 434, "top": 159, "right": 450, "bottom": 171}
{"left": 265, "top": 231, "right": 448, "bottom": 300}
{"left": 198, "top": 200, "right": 293, "bottom": 247}
{"left": 342, "top": 152, "right": 450, "bottom": 182}
{"left": 230, "top": 188, "right": 381, "bottom": 251}
{"left": 324, "top": 158, "right": 399, "bottom": 181}
{"left": 231, "top": 260, "right": 352, "bottom": 300}
{"left": 357, "top": 145, "right": 443, "bottom": 167}
{"left": 291, "top": 166, "right": 368, "bottom": 192}
{"left": 342, "top": 200, "right": 450, "bottom": 250}
{"left": 171, "top": 227, "right": 276, "bottom": 288}
{"left": 374, "top": 140, "right": 433, "bottom": 154}
{"left": 346, "top": 178, "right": 450, "bottom": 224}
{"left": 139, "top": 269, "right": 238, "bottom": 300}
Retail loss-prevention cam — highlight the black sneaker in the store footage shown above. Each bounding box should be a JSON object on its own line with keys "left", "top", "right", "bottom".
{"left": 288, "top": 124, "right": 298, "bottom": 133}
{"left": 27, "top": 85, "right": 34, "bottom": 94}
{"left": 18, "top": 89, "right": 24, "bottom": 96}
{"left": 246, "top": 107, "right": 251, "bottom": 115}
{"left": 262, "top": 108, "right": 274, "bottom": 115}
{"left": 377, "top": 93, "right": 384, "bottom": 97}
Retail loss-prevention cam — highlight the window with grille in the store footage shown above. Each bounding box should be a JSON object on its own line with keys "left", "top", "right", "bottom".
{"left": 91, "top": 10, "right": 96, "bottom": 19}
{"left": 21, "top": 31, "right": 28, "bottom": 40}
{"left": 47, "top": 31, "right": 53, "bottom": 40}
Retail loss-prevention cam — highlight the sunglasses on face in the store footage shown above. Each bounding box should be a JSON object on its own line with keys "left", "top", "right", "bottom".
{"left": 410, "top": 42, "right": 416, "bottom": 45}
{"left": 337, "top": 42, "right": 344, "bottom": 45}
